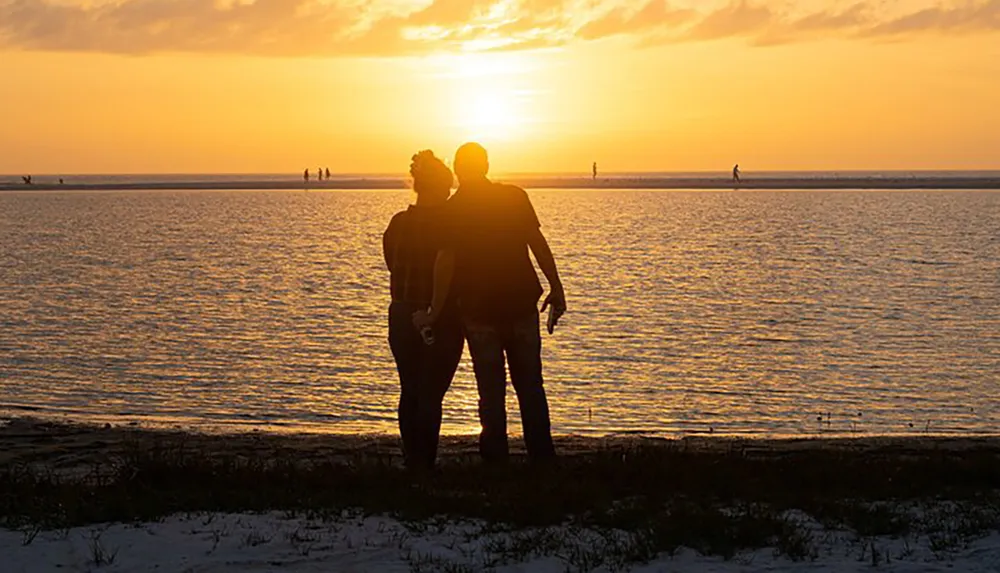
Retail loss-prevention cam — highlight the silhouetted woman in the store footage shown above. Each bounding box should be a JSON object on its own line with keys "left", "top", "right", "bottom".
{"left": 383, "top": 150, "right": 464, "bottom": 469}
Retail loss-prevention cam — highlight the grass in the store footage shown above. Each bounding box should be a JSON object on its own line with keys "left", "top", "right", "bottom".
{"left": 88, "top": 529, "right": 119, "bottom": 567}
{"left": 1, "top": 433, "right": 999, "bottom": 567}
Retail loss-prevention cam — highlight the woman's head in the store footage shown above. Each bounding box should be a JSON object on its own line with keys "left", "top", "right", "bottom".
{"left": 410, "top": 150, "right": 453, "bottom": 203}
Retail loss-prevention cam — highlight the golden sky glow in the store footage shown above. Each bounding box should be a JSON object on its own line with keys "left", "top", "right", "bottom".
{"left": 1, "top": 0, "right": 999, "bottom": 173}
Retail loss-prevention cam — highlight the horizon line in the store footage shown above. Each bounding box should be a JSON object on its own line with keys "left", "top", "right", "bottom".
{"left": 4, "top": 169, "right": 1000, "bottom": 178}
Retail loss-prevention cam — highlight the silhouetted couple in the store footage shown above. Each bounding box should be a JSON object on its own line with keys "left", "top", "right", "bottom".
{"left": 383, "top": 143, "right": 567, "bottom": 470}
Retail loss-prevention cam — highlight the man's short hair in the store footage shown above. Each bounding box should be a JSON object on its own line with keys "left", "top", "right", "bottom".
{"left": 454, "top": 142, "right": 489, "bottom": 179}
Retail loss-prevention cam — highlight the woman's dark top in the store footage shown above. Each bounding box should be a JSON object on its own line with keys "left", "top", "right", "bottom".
{"left": 383, "top": 204, "right": 447, "bottom": 307}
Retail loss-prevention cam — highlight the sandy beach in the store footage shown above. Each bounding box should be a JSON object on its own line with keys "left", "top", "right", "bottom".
{"left": 5, "top": 511, "right": 1000, "bottom": 572}
{"left": 3, "top": 417, "right": 1000, "bottom": 572}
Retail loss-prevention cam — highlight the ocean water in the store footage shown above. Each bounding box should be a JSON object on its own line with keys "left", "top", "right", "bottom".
{"left": 1, "top": 188, "right": 998, "bottom": 437}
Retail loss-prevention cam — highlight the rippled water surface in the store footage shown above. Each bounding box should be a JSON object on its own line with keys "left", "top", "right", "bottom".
{"left": 1, "top": 189, "right": 998, "bottom": 436}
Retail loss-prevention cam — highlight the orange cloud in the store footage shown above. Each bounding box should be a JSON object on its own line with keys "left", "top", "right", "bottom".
{"left": 0, "top": 0, "right": 998, "bottom": 56}
{"left": 865, "top": 1, "right": 1000, "bottom": 36}
{"left": 577, "top": 1, "right": 695, "bottom": 40}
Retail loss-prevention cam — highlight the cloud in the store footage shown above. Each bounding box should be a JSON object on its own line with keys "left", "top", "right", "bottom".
{"left": 865, "top": 0, "right": 1000, "bottom": 36}
{"left": 601, "top": 0, "right": 1000, "bottom": 48}
{"left": 793, "top": 3, "right": 869, "bottom": 32}
{"left": 0, "top": 0, "right": 530, "bottom": 56}
{"left": 577, "top": 1, "right": 694, "bottom": 40}
{"left": 682, "top": 0, "right": 773, "bottom": 42}
{"left": 752, "top": 3, "right": 872, "bottom": 46}
{"left": 0, "top": 0, "right": 999, "bottom": 57}
{"left": 0, "top": 0, "right": 367, "bottom": 56}
{"left": 406, "top": 0, "right": 492, "bottom": 26}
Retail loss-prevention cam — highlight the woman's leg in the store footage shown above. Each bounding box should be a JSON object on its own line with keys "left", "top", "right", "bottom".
{"left": 388, "top": 302, "right": 424, "bottom": 468}
{"left": 420, "top": 312, "right": 465, "bottom": 466}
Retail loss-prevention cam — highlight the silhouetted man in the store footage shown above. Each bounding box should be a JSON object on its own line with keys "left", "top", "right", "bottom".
{"left": 733, "top": 164, "right": 741, "bottom": 184}
{"left": 414, "top": 142, "right": 566, "bottom": 462}
{"left": 304, "top": 168, "right": 310, "bottom": 182}
{"left": 592, "top": 162, "right": 597, "bottom": 181}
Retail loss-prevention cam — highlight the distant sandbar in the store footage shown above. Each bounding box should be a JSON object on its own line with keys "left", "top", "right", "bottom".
{"left": 3, "top": 175, "right": 1000, "bottom": 192}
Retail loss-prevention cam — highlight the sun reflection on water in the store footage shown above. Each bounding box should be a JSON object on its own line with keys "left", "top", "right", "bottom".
{"left": 0, "top": 189, "right": 998, "bottom": 437}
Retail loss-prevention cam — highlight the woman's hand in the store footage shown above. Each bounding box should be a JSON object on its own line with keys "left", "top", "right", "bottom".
{"left": 412, "top": 308, "right": 435, "bottom": 330}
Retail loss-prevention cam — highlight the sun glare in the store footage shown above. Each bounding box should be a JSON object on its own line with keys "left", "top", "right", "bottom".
{"left": 427, "top": 52, "right": 537, "bottom": 143}
{"left": 456, "top": 88, "right": 525, "bottom": 141}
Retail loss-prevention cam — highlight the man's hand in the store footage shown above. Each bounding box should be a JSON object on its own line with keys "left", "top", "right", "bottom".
{"left": 527, "top": 228, "right": 566, "bottom": 334}
{"left": 540, "top": 285, "right": 567, "bottom": 334}
{"left": 412, "top": 308, "right": 435, "bottom": 330}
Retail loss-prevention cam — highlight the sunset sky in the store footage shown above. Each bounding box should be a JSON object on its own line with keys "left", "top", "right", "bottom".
{"left": 2, "top": 0, "right": 999, "bottom": 174}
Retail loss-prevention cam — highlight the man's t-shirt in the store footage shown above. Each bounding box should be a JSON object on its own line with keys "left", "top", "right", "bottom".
{"left": 441, "top": 181, "right": 543, "bottom": 323}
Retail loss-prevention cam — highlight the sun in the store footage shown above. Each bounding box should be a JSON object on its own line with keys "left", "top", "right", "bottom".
{"left": 456, "top": 89, "right": 524, "bottom": 141}
{"left": 430, "top": 52, "right": 535, "bottom": 143}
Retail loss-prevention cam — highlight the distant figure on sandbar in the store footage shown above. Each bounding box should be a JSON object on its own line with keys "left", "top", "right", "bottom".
{"left": 22, "top": 175, "right": 32, "bottom": 185}
{"left": 318, "top": 167, "right": 324, "bottom": 181}
{"left": 414, "top": 142, "right": 567, "bottom": 464}
{"left": 732, "top": 164, "right": 741, "bottom": 184}
{"left": 304, "top": 168, "right": 310, "bottom": 182}
{"left": 59, "top": 178, "right": 64, "bottom": 185}
{"left": 592, "top": 162, "right": 598, "bottom": 181}
{"left": 325, "top": 167, "right": 331, "bottom": 180}
{"left": 383, "top": 150, "right": 463, "bottom": 470}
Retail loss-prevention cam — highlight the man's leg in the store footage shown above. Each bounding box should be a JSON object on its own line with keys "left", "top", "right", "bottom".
{"left": 464, "top": 319, "right": 509, "bottom": 462}
{"left": 505, "top": 310, "right": 556, "bottom": 460}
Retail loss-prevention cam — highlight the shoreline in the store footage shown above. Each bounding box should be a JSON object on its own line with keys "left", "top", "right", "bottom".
{"left": 3, "top": 175, "right": 1000, "bottom": 192}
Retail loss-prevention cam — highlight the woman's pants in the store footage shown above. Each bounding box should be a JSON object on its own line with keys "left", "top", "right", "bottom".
{"left": 388, "top": 302, "right": 464, "bottom": 469}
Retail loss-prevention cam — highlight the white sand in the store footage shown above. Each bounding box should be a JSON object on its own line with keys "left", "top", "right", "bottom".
{"left": 4, "top": 510, "right": 1000, "bottom": 572}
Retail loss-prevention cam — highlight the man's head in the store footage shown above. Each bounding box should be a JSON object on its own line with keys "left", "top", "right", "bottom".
{"left": 454, "top": 142, "right": 489, "bottom": 185}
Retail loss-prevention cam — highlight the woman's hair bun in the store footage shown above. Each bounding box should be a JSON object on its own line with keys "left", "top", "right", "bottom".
{"left": 410, "top": 150, "right": 453, "bottom": 192}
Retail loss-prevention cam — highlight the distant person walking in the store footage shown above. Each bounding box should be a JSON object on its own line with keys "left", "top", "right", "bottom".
{"left": 383, "top": 150, "right": 464, "bottom": 470}
{"left": 414, "top": 142, "right": 566, "bottom": 463}
{"left": 592, "top": 162, "right": 598, "bottom": 181}
{"left": 732, "top": 164, "right": 741, "bottom": 184}
{"left": 325, "top": 167, "right": 331, "bottom": 180}
{"left": 318, "top": 167, "right": 324, "bottom": 181}
{"left": 304, "top": 169, "right": 310, "bottom": 182}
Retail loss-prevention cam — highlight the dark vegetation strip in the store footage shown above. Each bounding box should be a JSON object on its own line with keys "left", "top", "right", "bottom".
{"left": 3, "top": 433, "right": 999, "bottom": 543}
